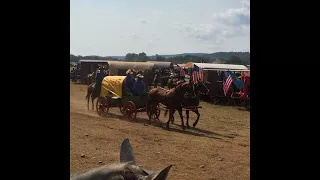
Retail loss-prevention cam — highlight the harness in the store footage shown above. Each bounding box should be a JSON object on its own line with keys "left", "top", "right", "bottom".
{"left": 158, "top": 87, "right": 169, "bottom": 99}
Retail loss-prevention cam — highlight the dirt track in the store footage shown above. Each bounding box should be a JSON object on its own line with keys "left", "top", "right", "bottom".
{"left": 70, "top": 82, "right": 250, "bottom": 180}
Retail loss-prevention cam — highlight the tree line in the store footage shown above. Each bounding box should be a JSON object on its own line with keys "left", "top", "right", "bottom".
{"left": 70, "top": 51, "right": 250, "bottom": 65}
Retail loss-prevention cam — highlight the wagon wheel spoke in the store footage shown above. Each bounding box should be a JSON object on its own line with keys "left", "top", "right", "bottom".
{"left": 124, "top": 101, "right": 137, "bottom": 121}
{"left": 120, "top": 106, "right": 126, "bottom": 115}
{"left": 96, "top": 97, "right": 108, "bottom": 117}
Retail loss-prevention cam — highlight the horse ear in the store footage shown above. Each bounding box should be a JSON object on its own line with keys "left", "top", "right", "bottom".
{"left": 120, "top": 138, "right": 137, "bottom": 164}
{"left": 148, "top": 165, "right": 172, "bottom": 180}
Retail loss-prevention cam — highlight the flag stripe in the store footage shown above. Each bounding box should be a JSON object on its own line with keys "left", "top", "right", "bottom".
{"left": 223, "top": 75, "right": 233, "bottom": 96}
{"left": 199, "top": 68, "right": 204, "bottom": 81}
{"left": 191, "top": 67, "right": 204, "bottom": 83}
{"left": 178, "top": 67, "right": 185, "bottom": 76}
{"left": 192, "top": 71, "right": 197, "bottom": 83}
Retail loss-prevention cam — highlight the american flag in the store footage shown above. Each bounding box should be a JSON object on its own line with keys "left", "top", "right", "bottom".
{"left": 223, "top": 73, "right": 233, "bottom": 96}
{"left": 192, "top": 65, "right": 204, "bottom": 83}
{"left": 178, "top": 67, "right": 185, "bottom": 76}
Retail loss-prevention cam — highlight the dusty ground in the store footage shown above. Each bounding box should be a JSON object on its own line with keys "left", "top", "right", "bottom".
{"left": 70, "top": 82, "right": 250, "bottom": 180}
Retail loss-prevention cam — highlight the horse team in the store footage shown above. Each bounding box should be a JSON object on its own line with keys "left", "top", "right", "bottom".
{"left": 148, "top": 81, "right": 209, "bottom": 130}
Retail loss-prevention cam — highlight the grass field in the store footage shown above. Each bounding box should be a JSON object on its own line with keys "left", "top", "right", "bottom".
{"left": 70, "top": 82, "right": 250, "bottom": 180}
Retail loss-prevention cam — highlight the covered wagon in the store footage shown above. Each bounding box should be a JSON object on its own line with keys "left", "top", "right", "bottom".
{"left": 146, "top": 61, "right": 174, "bottom": 70}
{"left": 107, "top": 61, "right": 155, "bottom": 86}
{"left": 96, "top": 76, "right": 160, "bottom": 120}
{"left": 77, "top": 60, "right": 109, "bottom": 84}
{"left": 184, "top": 62, "right": 249, "bottom": 82}
{"left": 183, "top": 62, "right": 249, "bottom": 104}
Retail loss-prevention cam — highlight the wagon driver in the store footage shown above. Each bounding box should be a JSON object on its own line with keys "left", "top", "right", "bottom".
{"left": 134, "top": 74, "right": 146, "bottom": 96}
{"left": 93, "top": 66, "right": 105, "bottom": 95}
{"left": 153, "top": 69, "right": 161, "bottom": 88}
{"left": 125, "top": 69, "right": 134, "bottom": 95}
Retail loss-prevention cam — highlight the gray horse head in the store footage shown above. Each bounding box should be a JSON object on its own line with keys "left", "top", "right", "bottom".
{"left": 70, "top": 138, "right": 172, "bottom": 180}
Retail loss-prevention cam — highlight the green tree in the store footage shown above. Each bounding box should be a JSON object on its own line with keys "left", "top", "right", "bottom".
{"left": 138, "top": 52, "right": 148, "bottom": 61}
{"left": 125, "top": 53, "right": 139, "bottom": 61}
{"left": 155, "top": 54, "right": 166, "bottom": 61}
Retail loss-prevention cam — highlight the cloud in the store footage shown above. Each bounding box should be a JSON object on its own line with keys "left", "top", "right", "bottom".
{"left": 151, "top": 34, "right": 160, "bottom": 40}
{"left": 176, "top": 1, "right": 250, "bottom": 45}
{"left": 178, "top": 23, "right": 224, "bottom": 43}
{"left": 140, "top": 19, "right": 148, "bottom": 24}
{"left": 151, "top": 10, "right": 164, "bottom": 16}
{"left": 213, "top": 0, "right": 250, "bottom": 27}
{"left": 131, "top": 33, "right": 143, "bottom": 40}
{"left": 71, "top": 0, "right": 250, "bottom": 55}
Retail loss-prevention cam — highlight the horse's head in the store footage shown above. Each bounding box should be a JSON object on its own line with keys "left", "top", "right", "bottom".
{"left": 70, "top": 138, "right": 172, "bottom": 180}
{"left": 193, "top": 81, "right": 210, "bottom": 96}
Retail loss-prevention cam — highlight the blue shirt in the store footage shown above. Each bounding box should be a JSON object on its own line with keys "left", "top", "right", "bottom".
{"left": 96, "top": 71, "right": 105, "bottom": 85}
{"left": 134, "top": 80, "right": 145, "bottom": 96}
{"left": 125, "top": 75, "right": 134, "bottom": 90}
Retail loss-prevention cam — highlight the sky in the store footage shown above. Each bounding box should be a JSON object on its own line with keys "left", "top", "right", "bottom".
{"left": 70, "top": 0, "right": 250, "bottom": 56}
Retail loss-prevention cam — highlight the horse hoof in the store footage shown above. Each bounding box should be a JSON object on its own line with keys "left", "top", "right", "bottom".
{"left": 181, "top": 126, "right": 186, "bottom": 130}
{"left": 186, "top": 125, "right": 190, "bottom": 129}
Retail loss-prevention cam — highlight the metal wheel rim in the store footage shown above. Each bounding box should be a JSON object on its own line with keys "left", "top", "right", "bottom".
{"left": 97, "top": 100, "right": 108, "bottom": 116}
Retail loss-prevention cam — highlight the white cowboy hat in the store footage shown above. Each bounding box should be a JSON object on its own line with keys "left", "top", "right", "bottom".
{"left": 137, "top": 74, "right": 144, "bottom": 79}
{"left": 126, "top": 69, "right": 133, "bottom": 74}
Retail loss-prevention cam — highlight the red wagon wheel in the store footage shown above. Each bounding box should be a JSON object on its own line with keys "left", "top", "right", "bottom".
{"left": 119, "top": 106, "right": 126, "bottom": 115}
{"left": 123, "top": 101, "right": 137, "bottom": 121}
{"left": 96, "top": 96, "right": 109, "bottom": 117}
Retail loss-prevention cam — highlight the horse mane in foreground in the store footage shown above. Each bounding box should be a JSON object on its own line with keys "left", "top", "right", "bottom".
{"left": 70, "top": 138, "right": 172, "bottom": 180}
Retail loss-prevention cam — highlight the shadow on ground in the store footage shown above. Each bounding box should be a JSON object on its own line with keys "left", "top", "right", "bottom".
{"left": 97, "top": 110, "right": 234, "bottom": 141}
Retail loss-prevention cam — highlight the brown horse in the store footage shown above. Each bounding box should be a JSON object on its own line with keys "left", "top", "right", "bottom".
{"left": 147, "top": 82, "right": 193, "bottom": 130}
{"left": 165, "top": 81, "right": 210, "bottom": 128}
{"left": 85, "top": 83, "right": 101, "bottom": 110}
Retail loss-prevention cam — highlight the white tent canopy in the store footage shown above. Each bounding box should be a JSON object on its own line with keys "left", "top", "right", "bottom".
{"left": 192, "top": 63, "right": 248, "bottom": 70}
{"left": 183, "top": 62, "right": 248, "bottom": 71}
